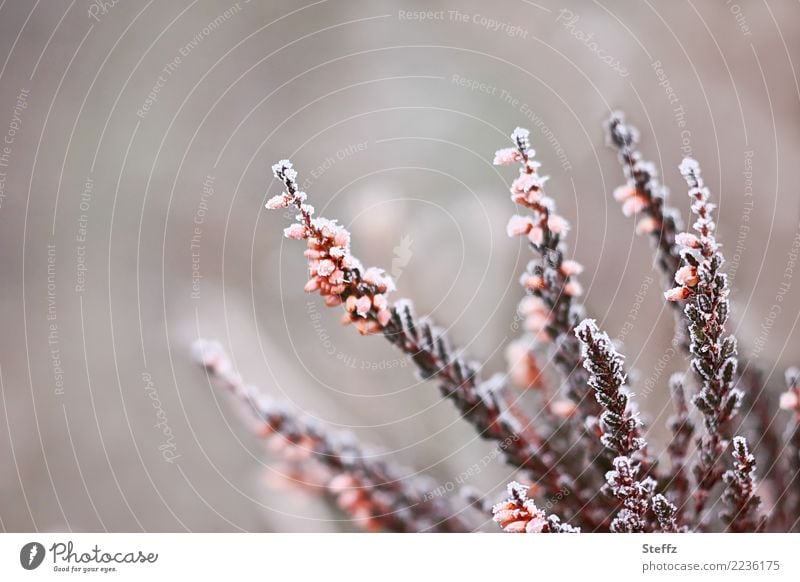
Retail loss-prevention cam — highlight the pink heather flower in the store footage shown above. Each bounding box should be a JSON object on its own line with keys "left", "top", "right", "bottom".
{"left": 266, "top": 194, "right": 290, "bottom": 209}
{"left": 511, "top": 172, "right": 542, "bottom": 194}
{"left": 560, "top": 259, "right": 584, "bottom": 276}
{"left": 664, "top": 286, "right": 691, "bottom": 301}
{"left": 622, "top": 195, "right": 648, "bottom": 217}
{"left": 355, "top": 296, "right": 372, "bottom": 316}
{"left": 304, "top": 278, "right": 321, "bottom": 292}
{"left": 316, "top": 259, "right": 336, "bottom": 277}
{"left": 527, "top": 226, "right": 544, "bottom": 245}
{"left": 635, "top": 216, "right": 659, "bottom": 235}
{"left": 376, "top": 308, "right": 391, "bottom": 327}
{"left": 674, "top": 265, "right": 699, "bottom": 287}
{"left": 675, "top": 232, "right": 700, "bottom": 248}
{"left": 524, "top": 275, "right": 545, "bottom": 290}
{"left": 518, "top": 295, "right": 547, "bottom": 315}
{"left": 779, "top": 391, "right": 798, "bottom": 412}
{"left": 550, "top": 399, "right": 577, "bottom": 418}
{"left": 613, "top": 185, "right": 636, "bottom": 202}
{"left": 507, "top": 215, "right": 533, "bottom": 237}
{"left": 283, "top": 223, "right": 307, "bottom": 240}
{"left": 505, "top": 339, "right": 543, "bottom": 390}
{"left": 547, "top": 214, "right": 570, "bottom": 234}
{"left": 564, "top": 280, "right": 583, "bottom": 297}
{"left": 493, "top": 147, "right": 522, "bottom": 165}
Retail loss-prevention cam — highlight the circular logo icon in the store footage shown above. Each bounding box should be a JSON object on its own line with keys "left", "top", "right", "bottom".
{"left": 20, "top": 542, "right": 45, "bottom": 570}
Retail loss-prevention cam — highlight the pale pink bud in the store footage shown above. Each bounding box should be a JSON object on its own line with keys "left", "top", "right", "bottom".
{"left": 325, "top": 295, "right": 342, "bottom": 307}
{"left": 334, "top": 230, "right": 350, "bottom": 248}
{"left": 664, "top": 286, "right": 691, "bottom": 301}
{"left": 328, "top": 474, "right": 358, "bottom": 493}
{"left": 527, "top": 226, "right": 544, "bottom": 245}
{"left": 329, "top": 269, "right": 345, "bottom": 285}
{"left": 675, "top": 232, "right": 700, "bottom": 248}
{"left": 635, "top": 216, "right": 659, "bottom": 235}
{"left": 622, "top": 195, "right": 648, "bottom": 217}
{"left": 564, "top": 280, "right": 583, "bottom": 297}
{"left": 524, "top": 275, "right": 545, "bottom": 290}
{"left": 613, "top": 185, "right": 636, "bottom": 202}
{"left": 493, "top": 147, "right": 522, "bottom": 166}
{"left": 547, "top": 214, "right": 570, "bottom": 234}
{"left": 373, "top": 294, "right": 388, "bottom": 311}
{"left": 345, "top": 295, "right": 358, "bottom": 313}
{"left": 316, "top": 259, "right": 335, "bottom": 277}
{"left": 376, "top": 308, "right": 391, "bottom": 327}
{"left": 511, "top": 172, "right": 540, "bottom": 194}
{"left": 524, "top": 311, "right": 550, "bottom": 333}
{"left": 283, "top": 223, "right": 307, "bottom": 240}
{"left": 518, "top": 295, "right": 546, "bottom": 316}
{"left": 560, "top": 260, "right": 584, "bottom": 276}
{"left": 779, "top": 391, "right": 798, "bottom": 412}
{"left": 355, "top": 296, "right": 372, "bottom": 316}
{"left": 493, "top": 509, "right": 519, "bottom": 527}
{"left": 675, "top": 265, "right": 699, "bottom": 286}
{"left": 265, "top": 194, "right": 289, "bottom": 209}
{"left": 507, "top": 215, "right": 533, "bottom": 237}
{"left": 304, "top": 277, "right": 321, "bottom": 293}
{"left": 550, "top": 399, "right": 577, "bottom": 418}
{"left": 525, "top": 516, "right": 548, "bottom": 533}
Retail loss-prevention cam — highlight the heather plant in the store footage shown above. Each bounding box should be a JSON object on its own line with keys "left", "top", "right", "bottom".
{"left": 194, "top": 114, "right": 799, "bottom": 533}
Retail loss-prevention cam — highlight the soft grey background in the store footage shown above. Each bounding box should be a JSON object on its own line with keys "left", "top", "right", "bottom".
{"left": 0, "top": 0, "right": 798, "bottom": 532}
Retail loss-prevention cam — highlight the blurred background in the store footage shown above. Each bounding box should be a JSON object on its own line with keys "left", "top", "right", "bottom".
{"left": 0, "top": 0, "right": 798, "bottom": 532}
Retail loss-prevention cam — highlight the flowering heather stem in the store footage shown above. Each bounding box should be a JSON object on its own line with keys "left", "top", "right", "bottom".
{"left": 267, "top": 159, "right": 588, "bottom": 512}
{"left": 575, "top": 319, "right": 656, "bottom": 532}
{"left": 666, "top": 374, "right": 694, "bottom": 516}
{"left": 605, "top": 112, "right": 686, "bottom": 348}
{"left": 192, "top": 339, "right": 467, "bottom": 533}
{"left": 666, "top": 158, "right": 744, "bottom": 519}
{"left": 495, "top": 128, "right": 593, "bottom": 412}
{"left": 721, "top": 437, "right": 763, "bottom": 532}
{"left": 492, "top": 481, "right": 579, "bottom": 533}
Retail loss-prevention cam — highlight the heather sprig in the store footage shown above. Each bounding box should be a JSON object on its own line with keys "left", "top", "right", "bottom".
{"left": 268, "top": 160, "right": 394, "bottom": 335}
{"left": 495, "top": 128, "right": 591, "bottom": 408}
{"left": 267, "top": 159, "right": 585, "bottom": 512}
{"left": 666, "top": 158, "right": 744, "bottom": 517}
{"left": 574, "top": 319, "right": 656, "bottom": 532}
{"left": 192, "top": 339, "right": 467, "bottom": 533}
{"left": 605, "top": 112, "right": 686, "bottom": 348}
{"left": 574, "top": 319, "right": 648, "bottom": 462}
{"left": 720, "top": 436, "right": 763, "bottom": 532}
{"left": 492, "top": 481, "right": 579, "bottom": 533}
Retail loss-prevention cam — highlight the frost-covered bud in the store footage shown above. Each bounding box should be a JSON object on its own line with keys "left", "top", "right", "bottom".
{"left": 493, "top": 147, "right": 522, "bottom": 166}
{"left": 674, "top": 266, "right": 699, "bottom": 287}
{"left": 675, "top": 232, "right": 700, "bottom": 248}
{"left": 664, "top": 286, "right": 691, "bottom": 301}
{"left": 507, "top": 215, "right": 533, "bottom": 237}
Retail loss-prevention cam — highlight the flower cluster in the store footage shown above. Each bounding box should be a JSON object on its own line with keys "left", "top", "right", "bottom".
{"left": 268, "top": 160, "right": 394, "bottom": 334}
{"left": 492, "top": 481, "right": 579, "bottom": 533}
